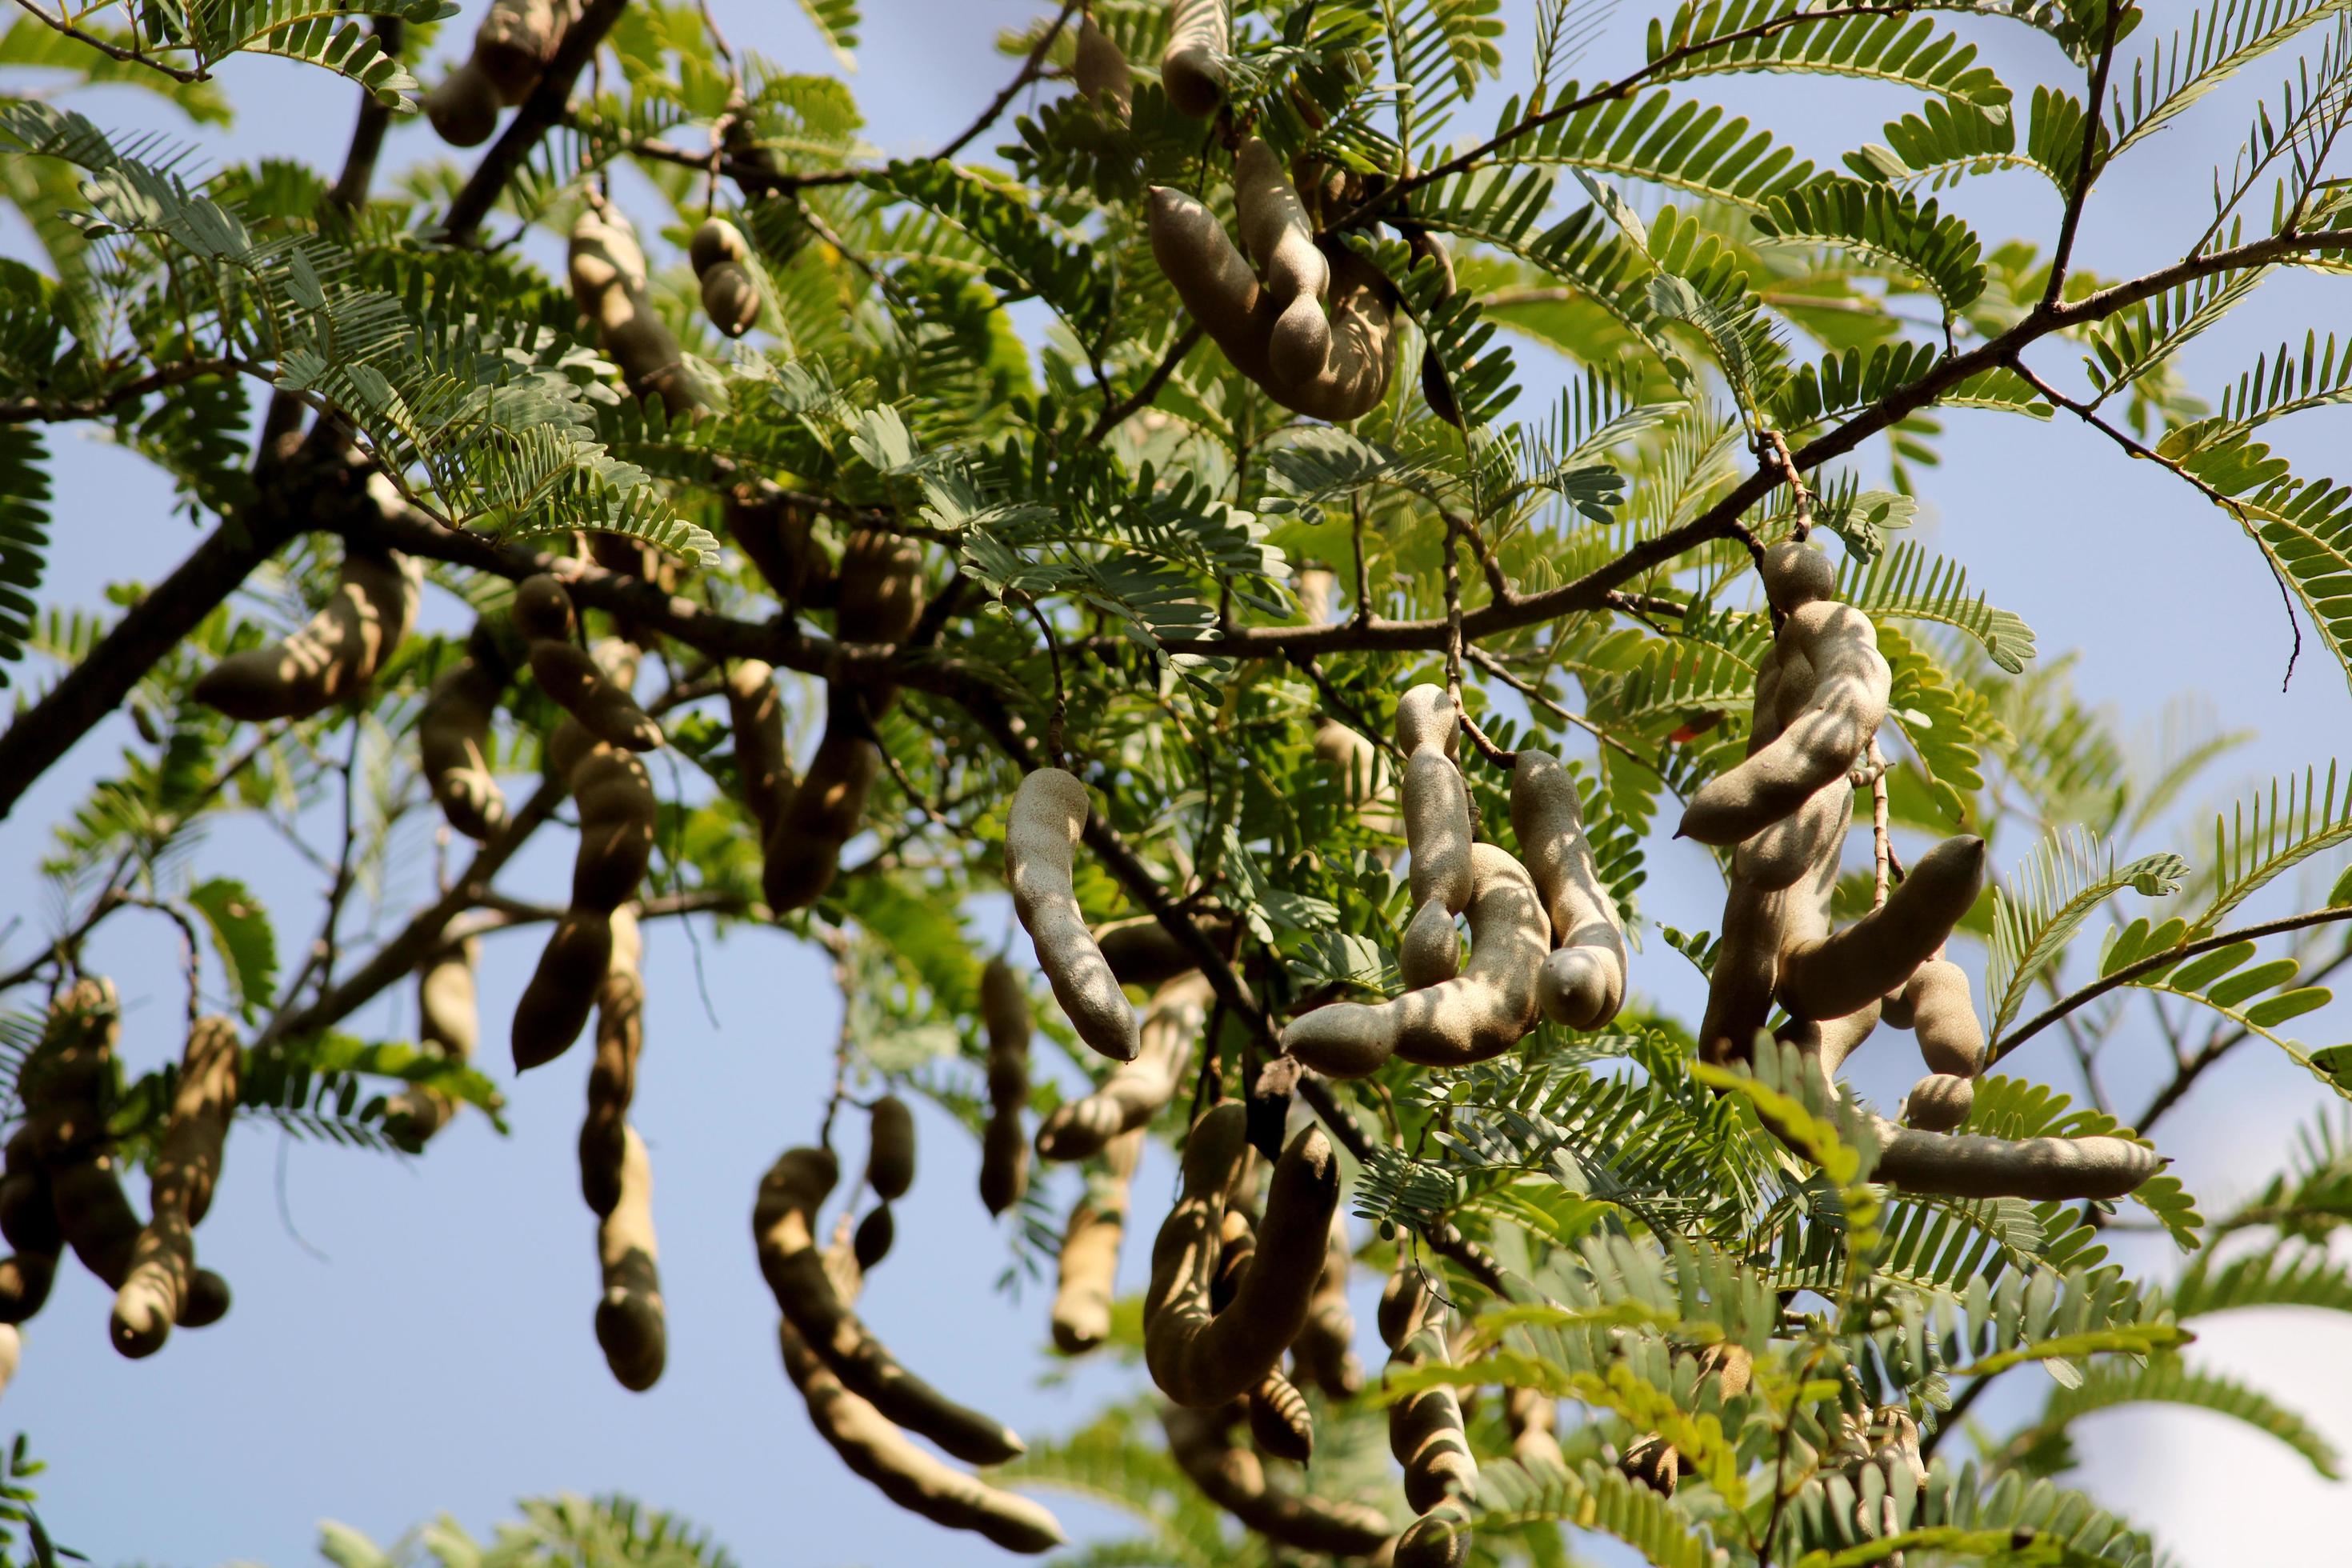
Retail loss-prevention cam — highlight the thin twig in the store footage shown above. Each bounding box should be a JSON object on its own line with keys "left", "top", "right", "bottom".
{"left": 935, "top": 0, "right": 1082, "bottom": 162}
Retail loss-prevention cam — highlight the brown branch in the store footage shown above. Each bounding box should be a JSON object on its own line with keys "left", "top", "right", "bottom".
{"left": 441, "top": 0, "right": 633, "bottom": 244}
{"left": 935, "top": 0, "right": 1081, "bottom": 162}
{"left": 2042, "top": 10, "right": 2123, "bottom": 309}
{"left": 0, "top": 357, "right": 260, "bottom": 425}
{"left": 1089, "top": 323, "right": 1204, "bottom": 442}
{"left": 3, "top": 0, "right": 207, "bottom": 82}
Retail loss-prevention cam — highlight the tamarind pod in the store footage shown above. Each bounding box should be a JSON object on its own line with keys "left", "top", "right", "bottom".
{"left": 111, "top": 1014, "right": 240, "bottom": 1358}
{"left": 1145, "top": 186, "right": 1285, "bottom": 390}
{"left": 177, "top": 1266, "right": 230, "bottom": 1327}
{"left": 1506, "top": 1386, "right": 1563, "bottom": 1468}
{"left": 0, "top": 1322, "right": 17, "bottom": 1398}
{"left": 474, "top": 0, "right": 566, "bottom": 100}
{"left": 1407, "top": 229, "right": 1464, "bottom": 427}
{"left": 1387, "top": 1322, "right": 1478, "bottom": 1512}
{"left": 1775, "top": 999, "right": 1883, "bottom": 1083}
{"left": 1905, "top": 958, "right": 1986, "bottom": 1078}
{"left": 1234, "top": 138, "right": 1332, "bottom": 390}
{"left": 1159, "top": 1402, "right": 1394, "bottom": 1558}
{"left": 591, "top": 1124, "right": 666, "bottom": 1391}
{"left": 778, "top": 1316, "right": 1066, "bottom": 1554}
{"left": 699, "top": 263, "right": 760, "bottom": 338}
{"left": 1902, "top": 1074, "right": 1975, "bottom": 1132}
{"left": 1050, "top": 1131, "right": 1139, "bottom": 1353}
{"left": 723, "top": 660, "right": 790, "bottom": 839}
{"left": 1210, "top": 1206, "right": 1255, "bottom": 1314}
{"left": 754, "top": 1146, "right": 1027, "bottom": 1463}
{"left": 1294, "top": 1214, "right": 1363, "bottom": 1398}
{"left": 1073, "top": 14, "right": 1131, "bottom": 109}
{"left": 570, "top": 748, "right": 657, "bottom": 913}
{"left": 1776, "top": 836, "right": 1986, "bottom": 1022}
{"left": 1398, "top": 686, "right": 1470, "bottom": 886}
{"left": 979, "top": 957, "right": 1032, "bottom": 1216}
{"left": 866, "top": 1096, "right": 916, "bottom": 1202}
{"left": 50, "top": 1154, "right": 143, "bottom": 1287}
{"left": 1278, "top": 242, "right": 1396, "bottom": 422}
{"left": 854, "top": 1203, "right": 895, "bottom": 1270}
{"left": 567, "top": 206, "right": 698, "bottom": 416}
{"left": 1510, "top": 750, "right": 1628, "bottom": 1030}
{"left": 761, "top": 717, "right": 883, "bottom": 913}
{"left": 1284, "top": 844, "right": 1547, "bottom": 1076}
{"left": 1035, "top": 973, "right": 1211, "bottom": 1162}
{"left": 419, "top": 657, "right": 508, "bottom": 840}
{"left": 1398, "top": 900, "right": 1463, "bottom": 993}
{"left": 1734, "top": 775, "right": 1850, "bottom": 897}
{"left": 1396, "top": 1504, "right": 1474, "bottom": 1568}
{"left": 1762, "top": 539, "right": 1838, "bottom": 612}
{"left": 725, "top": 490, "right": 832, "bottom": 606}
{"left": 1007, "top": 769, "right": 1141, "bottom": 1064}
{"left": 577, "top": 909, "right": 642, "bottom": 1216}
{"left": 1094, "top": 912, "right": 1237, "bottom": 990}
{"left": 530, "top": 640, "right": 664, "bottom": 752}
{"left": 1245, "top": 1366, "right": 1314, "bottom": 1462}
{"left": 689, "top": 217, "right": 750, "bottom": 275}
{"left": 1678, "top": 602, "right": 1889, "bottom": 846}
{"left": 513, "top": 910, "right": 614, "bottom": 1071}
{"left": 510, "top": 572, "right": 574, "bottom": 642}
{"left": 1160, "top": 0, "right": 1230, "bottom": 117}
{"left": 1144, "top": 1106, "right": 1338, "bottom": 1407}
{"left": 1619, "top": 1434, "right": 1679, "bottom": 1495}
{"left": 386, "top": 938, "right": 481, "bottom": 1148}
{"left": 0, "top": 1254, "right": 54, "bottom": 1324}
{"left": 1870, "top": 1118, "right": 2162, "bottom": 1199}
{"left": 836, "top": 529, "right": 927, "bottom": 649}
{"left": 423, "top": 58, "right": 502, "bottom": 146}
{"left": 193, "top": 549, "right": 418, "bottom": 722}
{"left": 0, "top": 1159, "right": 58, "bottom": 1260}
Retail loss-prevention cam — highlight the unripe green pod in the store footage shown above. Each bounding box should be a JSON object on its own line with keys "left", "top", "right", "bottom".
{"left": 1283, "top": 844, "right": 1546, "bottom": 1076}
{"left": 194, "top": 549, "right": 418, "bottom": 722}
{"left": 1007, "top": 769, "right": 1140, "bottom": 1063}
{"left": 1776, "top": 836, "right": 1986, "bottom": 1022}
{"left": 1510, "top": 750, "right": 1627, "bottom": 1029}
{"left": 866, "top": 1095, "right": 915, "bottom": 1201}
{"left": 1234, "top": 138, "right": 1331, "bottom": 389}
{"left": 1145, "top": 1106, "right": 1339, "bottom": 1408}
{"left": 1161, "top": 0, "right": 1230, "bottom": 117}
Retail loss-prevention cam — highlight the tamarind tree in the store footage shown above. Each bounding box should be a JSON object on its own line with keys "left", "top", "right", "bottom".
{"left": 2, "top": 0, "right": 2352, "bottom": 1563}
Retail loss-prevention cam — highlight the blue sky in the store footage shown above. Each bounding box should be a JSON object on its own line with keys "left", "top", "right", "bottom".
{"left": 2, "top": 3, "right": 2349, "bottom": 1564}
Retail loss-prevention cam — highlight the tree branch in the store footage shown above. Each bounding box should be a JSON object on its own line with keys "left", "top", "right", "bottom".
{"left": 330, "top": 18, "right": 405, "bottom": 213}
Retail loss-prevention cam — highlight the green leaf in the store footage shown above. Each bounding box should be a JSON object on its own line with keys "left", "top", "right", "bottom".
{"left": 1754, "top": 178, "right": 1986, "bottom": 314}
{"left": 2027, "top": 1354, "right": 2341, "bottom": 1478}
{"left": 794, "top": 0, "right": 862, "bottom": 69}
{"left": 1986, "top": 828, "right": 2188, "bottom": 1039}
{"left": 186, "top": 878, "right": 278, "bottom": 1024}
{"left": 0, "top": 426, "right": 50, "bottom": 687}
{"left": 1840, "top": 541, "right": 2038, "bottom": 672}
{"left": 1642, "top": 3, "right": 2012, "bottom": 108}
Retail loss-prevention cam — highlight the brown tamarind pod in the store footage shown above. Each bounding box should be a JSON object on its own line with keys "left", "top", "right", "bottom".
{"left": 1386, "top": 1318, "right": 1478, "bottom": 1512}
{"left": 1378, "top": 1266, "right": 1431, "bottom": 1350}
{"left": 1160, "top": 0, "right": 1230, "bottom": 116}
{"left": 474, "top": 0, "right": 567, "bottom": 102}
{"left": 1762, "top": 538, "right": 1838, "bottom": 610}
{"left": 725, "top": 489, "right": 832, "bottom": 606}
{"left": 424, "top": 58, "right": 502, "bottom": 147}
{"left": 866, "top": 1096, "right": 916, "bottom": 1202}
{"left": 853, "top": 1203, "right": 896, "bottom": 1271}
{"left": 1871, "top": 1120, "right": 2161, "bottom": 1199}
{"left": 1292, "top": 1212, "right": 1362, "bottom": 1398}
{"left": 1506, "top": 1385, "right": 1562, "bottom": 1467}
{"left": 1406, "top": 228, "right": 1464, "bottom": 427}
{"left": 690, "top": 219, "right": 762, "bottom": 338}
{"left": 1234, "top": 138, "right": 1332, "bottom": 389}
{"left": 1146, "top": 186, "right": 1285, "bottom": 389}
{"left": 778, "top": 1315, "right": 1064, "bottom": 1553}
{"left": 777, "top": 1305, "right": 1058, "bottom": 1550}
{"left": 1245, "top": 1366, "right": 1314, "bottom": 1462}
{"left": 1396, "top": 1505, "right": 1474, "bottom": 1568}
{"left": 755, "top": 1146, "right": 1026, "bottom": 1463}
{"left": 1397, "top": 685, "right": 1474, "bottom": 990}
{"left": 194, "top": 548, "right": 418, "bottom": 722}
{"left": 514, "top": 911, "right": 610, "bottom": 1073}
{"left": 1903, "top": 1074, "right": 1974, "bottom": 1131}
{"left": 1698, "top": 789, "right": 1847, "bottom": 1065}
{"left": 1092, "top": 912, "right": 1236, "bottom": 990}
{"left": 1008, "top": 769, "right": 1140, "bottom": 1063}
{"left": 1679, "top": 588, "right": 1889, "bottom": 846}
{"left": 0, "top": 1134, "right": 59, "bottom": 1326}
{"left": 0, "top": 1254, "right": 53, "bottom": 1326}
{"left": 512, "top": 722, "right": 654, "bottom": 1074}
{"left": 111, "top": 1015, "right": 240, "bottom": 1358}
{"left": 1035, "top": 973, "right": 1210, "bottom": 1162}
{"left": 1051, "top": 1128, "right": 1140, "bottom": 1353}
{"left": 724, "top": 660, "right": 790, "bottom": 840}
{"left": 1619, "top": 1434, "right": 1679, "bottom": 1494}
{"left": 568, "top": 204, "right": 699, "bottom": 417}
{"left": 1284, "top": 843, "right": 1546, "bottom": 1077}
{"left": 514, "top": 576, "right": 664, "bottom": 752}
{"left": 575, "top": 908, "right": 643, "bottom": 1216}
{"left": 761, "top": 714, "right": 882, "bottom": 913}
{"left": 419, "top": 653, "right": 509, "bottom": 840}
{"left": 1160, "top": 1402, "right": 1393, "bottom": 1557}
{"left": 1144, "top": 1106, "right": 1338, "bottom": 1407}
{"left": 1776, "top": 836, "right": 1986, "bottom": 1022}
{"left": 383, "top": 938, "right": 478, "bottom": 1149}
{"left": 834, "top": 528, "right": 926, "bottom": 714}
{"left": 594, "top": 1124, "right": 666, "bottom": 1391}
{"left": 1073, "top": 14, "right": 1131, "bottom": 110}
{"left": 1905, "top": 958, "right": 1986, "bottom": 1077}
{"left": 1734, "top": 776, "right": 1851, "bottom": 894}
{"left": 1282, "top": 242, "right": 1397, "bottom": 422}
{"left": 978, "top": 957, "right": 1032, "bottom": 1216}
{"left": 1510, "top": 750, "right": 1628, "bottom": 1030}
